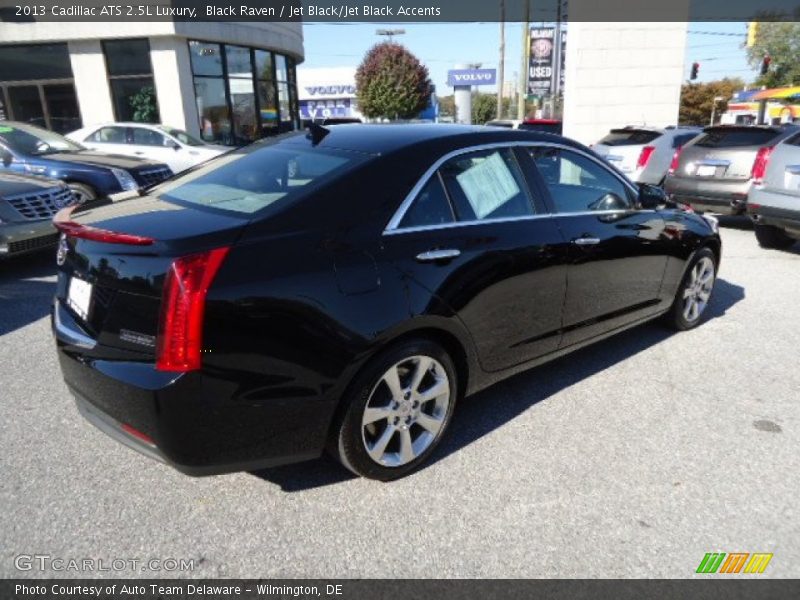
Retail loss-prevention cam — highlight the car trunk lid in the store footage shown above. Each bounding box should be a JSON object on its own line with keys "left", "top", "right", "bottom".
{"left": 593, "top": 128, "right": 663, "bottom": 175}
{"left": 677, "top": 126, "right": 784, "bottom": 181}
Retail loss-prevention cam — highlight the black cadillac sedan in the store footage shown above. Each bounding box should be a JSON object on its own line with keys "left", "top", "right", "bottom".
{"left": 52, "top": 124, "right": 722, "bottom": 480}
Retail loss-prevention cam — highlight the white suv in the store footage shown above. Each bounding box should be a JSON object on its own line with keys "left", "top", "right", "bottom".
{"left": 592, "top": 126, "right": 701, "bottom": 185}
{"left": 748, "top": 130, "right": 800, "bottom": 249}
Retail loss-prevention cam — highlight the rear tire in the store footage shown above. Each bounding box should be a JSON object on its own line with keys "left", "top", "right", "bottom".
{"left": 331, "top": 338, "right": 458, "bottom": 481}
{"left": 67, "top": 182, "right": 97, "bottom": 205}
{"left": 666, "top": 247, "right": 717, "bottom": 331}
{"left": 754, "top": 223, "right": 795, "bottom": 249}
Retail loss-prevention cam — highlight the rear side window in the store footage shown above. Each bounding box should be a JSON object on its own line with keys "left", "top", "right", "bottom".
{"left": 440, "top": 148, "right": 535, "bottom": 221}
{"left": 88, "top": 126, "right": 126, "bottom": 144}
{"left": 597, "top": 129, "right": 661, "bottom": 146}
{"left": 694, "top": 128, "right": 779, "bottom": 148}
{"left": 155, "top": 145, "right": 364, "bottom": 215}
{"left": 399, "top": 175, "right": 454, "bottom": 228}
{"left": 784, "top": 132, "right": 800, "bottom": 146}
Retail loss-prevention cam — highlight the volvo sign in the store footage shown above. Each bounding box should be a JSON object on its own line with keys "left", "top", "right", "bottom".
{"left": 447, "top": 69, "right": 497, "bottom": 87}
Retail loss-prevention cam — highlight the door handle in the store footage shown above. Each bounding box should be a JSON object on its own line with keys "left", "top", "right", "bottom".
{"left": 572, "top": 237, "right": 601, "bottom": 246}
{"left": 415, "top": 249, "right": 461, "bottom": 262}
{"left": 134, "top": 151, "right": 144, "bottom": 155}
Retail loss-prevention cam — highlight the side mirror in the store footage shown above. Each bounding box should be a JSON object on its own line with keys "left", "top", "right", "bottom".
{"left": 637, "top": 182, "right": 667, "bottom": 209}
{"left": 1, "top": 149, "right": 12, "bottom": 168}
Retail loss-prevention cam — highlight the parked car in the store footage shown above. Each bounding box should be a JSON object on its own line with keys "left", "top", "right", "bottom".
{"left": 747, "top": 129, "right": 800, "bottom": 249}
{"left": 302, "top": 118, "right": 363, "bottom": 128}
{"left": 0, "top": 172, "right": 77, "bottom": 258}
{"left": 67, "top": 123, "right": 228, "bottom": 175}
{"left": 664, "top": 124, "right": 799, "bottom": 215}
{"left": 485, "top": 119, "right": 563, "bottom": 134}
{"left": 519, "top": 119, "right": 563, "bottom": 135}
{"left": 52, "top": 124, "right": 721, "bottom": 481}
{"left": 592, "top": 126, "right": 701, "bottom": 185}
{"left": 0, "top": 121, "right": 173, "bottom": 204}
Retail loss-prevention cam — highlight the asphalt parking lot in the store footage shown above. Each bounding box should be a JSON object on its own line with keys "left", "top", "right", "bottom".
{"left": 1, "top": 219, "right": 798, "bottom": 579}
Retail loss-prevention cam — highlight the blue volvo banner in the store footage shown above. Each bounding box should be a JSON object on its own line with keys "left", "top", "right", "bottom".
{"left": 447, "top": 69, "right": 497, "bottom": 87}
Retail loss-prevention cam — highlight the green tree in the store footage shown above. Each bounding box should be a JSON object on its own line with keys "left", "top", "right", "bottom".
{"left": 679, "top": 78, "right": 745, "bottom": 126}
{"left": 471, "top": 93, "right": 497, "bottom": 124}
{"left": 130, "top": 86, "right": 158, "bottom": 123}
{"left": 747, "top": 22, "right": 800, "bottom": 88}
{"left": 355, "top": 42, "right": 432, "bottom": 120}
{"left": 438, "top": 94, "right": 455, "bottom": 120}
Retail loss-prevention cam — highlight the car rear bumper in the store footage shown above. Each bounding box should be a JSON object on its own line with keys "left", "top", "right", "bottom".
{"left": 0, "top": 219, "right": 59, "bottom": 258}
{"left": 748, "top": 203, "right": 800, "bottom": 240}
{"left": 664, "top": 177, "right": 751, "bottom": 215}
{"left": 52, "top": 300, "right": 325, "bottom": 476}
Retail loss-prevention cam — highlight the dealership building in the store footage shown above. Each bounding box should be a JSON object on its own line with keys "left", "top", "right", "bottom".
{"left": 0, "top": 21, "right": 304, "bottom": 144}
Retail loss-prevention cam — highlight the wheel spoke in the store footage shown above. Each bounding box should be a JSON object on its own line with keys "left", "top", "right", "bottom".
{"left": 409, "top": 356, "right": 432, "bottom": 393}
{"left": 683, "top": 298, "right": 695, "bottom": 320}
{"left": 399, "top": 428, "right": 416, "bottom": 463}
{"left": 416, "top": 412, "right": 444, "bottom": 435}
{"left": 418, "top": 378, "right": 449, "bottom": 403}
{"left": 363, "top": 406, "right": 392, "bottom": 425}
{"left": 367, "top": 424, "right": 396, "bottom": 461}
{"left": 697, "top": 289, "right": 711, "bottom": 302}
{"left": 382, "top": 366, "right": 404, "bottom": 402}
{"left": 683, "top": 287, "right": 694, "bottom": 299}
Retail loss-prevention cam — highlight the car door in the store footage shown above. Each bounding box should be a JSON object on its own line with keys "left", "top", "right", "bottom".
{"left": 129, "top": 127, "right": 178, "bottom": 170}
{"left": 381, "top": 146, "right": 569, "bottom": 372}
{"left": 525, "top": 145, "right": 669, "bottom": 348}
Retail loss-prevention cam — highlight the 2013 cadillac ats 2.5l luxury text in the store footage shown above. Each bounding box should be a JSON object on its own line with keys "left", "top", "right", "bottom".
{"left": 51, "top": 124, "right": 722, "bottom": 480}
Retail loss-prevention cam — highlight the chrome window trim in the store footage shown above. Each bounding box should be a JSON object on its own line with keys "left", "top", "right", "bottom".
{"left": 383, "top": 140, "right": 641, "bottom": 236}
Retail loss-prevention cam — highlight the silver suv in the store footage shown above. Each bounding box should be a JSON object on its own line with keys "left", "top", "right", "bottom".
{"left": 665, "top": 125, "right": 799, "bottom": 215}
{"left": 748, "top": 130, "right": 800, "bottom": 249}
{"left": 592, "top": 126, "right": 701, "bottom": 185}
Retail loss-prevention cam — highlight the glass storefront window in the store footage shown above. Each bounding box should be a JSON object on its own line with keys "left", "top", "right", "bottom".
{"left": 277, "top": 82, "right": 291, "bottom": 122}
{"left": 194, "top": 77, "right": 231, "bottom": 144}
{"left": 189, "top": 42, "right": 223, "bottom": 77}
{"left": 229, "top": 77, "right": 257, "bottom": 144}
{"left": 0, "top": 44, "right": 72, "bottom": 81}
{"left": 257, "top": 81, "right": 278, "bottom": 128}
{"left": 103, "top": 39, "right": 152, "bottom": 77}
{"left": 275, "top": 54, "right": 288, "bottom": 82}
{"left": 226, "top": 46, "right": 252, "bottom": 78}
{"left": 255, "top": 50, "right": 274, "bottom": 81}
{"left": 43, "top": 83, "right": 81, "bottom": 133}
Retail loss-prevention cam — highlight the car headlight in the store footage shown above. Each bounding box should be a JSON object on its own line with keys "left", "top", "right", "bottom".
{"left": 23, "top": 164, "right": 48, "bottom": 175}
{"left": 111, "top": 168, "right": 138, "bottom": 191}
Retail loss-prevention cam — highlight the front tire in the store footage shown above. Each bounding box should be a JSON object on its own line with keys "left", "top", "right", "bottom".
{"left": 332, "top": 339, "right": 458, "bottom": 481}
{"left": 754, "top": 223, "right": 795, "bottom": 249}
{"left": 666, "top": 247, "right": 717, "bottom": 331}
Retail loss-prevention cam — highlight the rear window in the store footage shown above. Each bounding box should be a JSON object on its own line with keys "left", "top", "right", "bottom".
{"left": 597, "top": 129, "right": 661, "bottom": 146}
{"left": 694, "top": 127, "right": 779, "bottom": 148}
{"left": 153, "top": 144, "right": 366, "bottom": 215}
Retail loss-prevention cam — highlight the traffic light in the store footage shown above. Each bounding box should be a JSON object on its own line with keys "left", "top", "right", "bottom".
{"left": 761, "top": 55, "right": 771, "bottom": 75}
{"left": 690, "top": 62, "right": 700, "bottom": 80}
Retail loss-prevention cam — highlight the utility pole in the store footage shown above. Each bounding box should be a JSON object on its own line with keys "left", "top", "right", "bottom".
{"left": 517, "top": 2, "right": 530, "bottom": 120}
{"left": 497, "top": 0, "right": 505, "bottom": 119}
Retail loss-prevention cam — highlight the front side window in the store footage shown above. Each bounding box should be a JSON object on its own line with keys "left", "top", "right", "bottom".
{"left": 530, "top": 147, "right": 632, "bottom": 213}
{"left": 131, "top": 127, "right": 168, "bottom": 147}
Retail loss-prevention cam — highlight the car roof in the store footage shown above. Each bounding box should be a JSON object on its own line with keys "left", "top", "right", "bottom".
{"left": 281, "top": 123, "right": 576, "bottom": 155}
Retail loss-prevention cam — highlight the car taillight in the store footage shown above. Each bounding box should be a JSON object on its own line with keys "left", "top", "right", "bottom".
{"left": 668, "top": 147, "right": 683, "bottom": 175}
{"left": 156, "top": 247, "right": 230, "bottom": 372}
{"left": 53, "top": 206, "right": 154, "bottom": 245}
{"left": 751, "top": 146, "right": 774, "bottom": 184}
{"left": 636, "top": 146, "right": 656, "bottom": 168}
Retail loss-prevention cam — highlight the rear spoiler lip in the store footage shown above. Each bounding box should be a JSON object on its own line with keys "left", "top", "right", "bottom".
{"left": 53, "top": 205, "right": 155, "bottom": 246}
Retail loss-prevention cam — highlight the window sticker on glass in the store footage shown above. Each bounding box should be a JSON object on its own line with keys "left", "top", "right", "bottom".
{"left": 454, "top": 152, "right": 521, "bottom": 219}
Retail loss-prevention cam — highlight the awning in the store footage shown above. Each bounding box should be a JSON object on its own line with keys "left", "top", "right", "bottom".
{"left": 753, "top": 86, "right": 800, "bottom": 100}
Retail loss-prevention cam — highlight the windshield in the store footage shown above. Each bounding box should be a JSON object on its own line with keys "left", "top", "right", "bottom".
{"left": 160, "top": 127, "right": 205, "bottom": 147}
{"left": 154, "top": 143, "right": 368, "bottom": 215}
{"left": 0, "top": 122, "right": 84, "bottom": 155}
{"left": 597, "top": 129, "right": 661, "bottom": 146}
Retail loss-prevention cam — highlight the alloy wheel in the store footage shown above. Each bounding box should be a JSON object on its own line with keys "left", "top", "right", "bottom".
{"left": 361, "top": 355, "right": 451, "bottom": 468}
{"left": 682, "top": 256, "right": 715, "bottom": 322}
